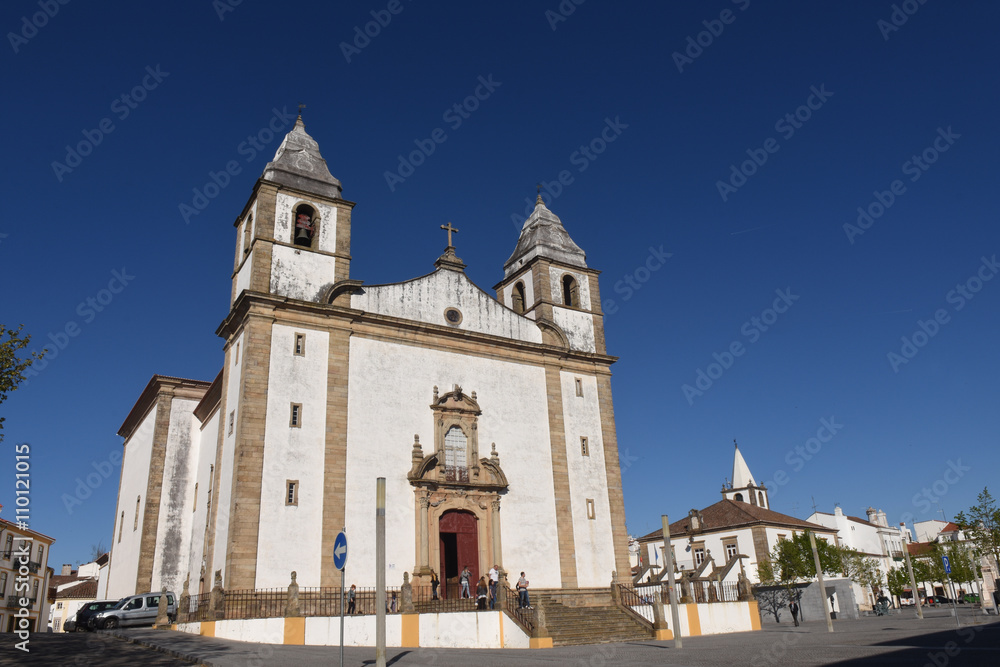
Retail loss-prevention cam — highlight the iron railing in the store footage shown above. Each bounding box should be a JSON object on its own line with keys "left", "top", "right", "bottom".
{"left": 616, "top": 583, "right": 655, "bottom": 626}
{"left": 500, "top": 584, "right": 534, "bottom": 636}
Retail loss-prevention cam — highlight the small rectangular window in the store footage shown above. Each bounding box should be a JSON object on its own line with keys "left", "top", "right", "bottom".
{"left": 575, "top": 378, "right": 583, "bottom": 397}
{"left": 286, "top": 480, "right": 299, "bottom": 506}
{"left": 234, "top": 342, "right": 240, "bottom": 365}
{"left": 228, "top": 411, "right": 235, "bottom": 435}
{"left": 290, "top": 403, "right": 302, "bottom": 427}
{"left": 586, "top": 498, "right": 596, "bottom": 520}
{"left": 580, "top": 436, "right": 589, "bottom": 456}
{"left": 193, "top": 483, "right": 198, "bottom": 512}
{"left": 294, "top": 333, "right": 306, "bottom": 356}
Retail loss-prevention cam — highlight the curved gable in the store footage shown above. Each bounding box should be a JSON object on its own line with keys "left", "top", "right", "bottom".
{"left": 351, "top": 270, "right": 543, "bottom": 343}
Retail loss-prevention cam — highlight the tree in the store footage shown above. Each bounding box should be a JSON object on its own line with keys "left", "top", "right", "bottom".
{"left": 89, "top": 542, "right": 108, "bottom": 563}
{"left": 886, "top": 566, "right": 909, "bottom": 602}
{"left": 0, "top": 324, "right": 43, "bottom": 443}
{"left": 770, "top": 532, "right": 843, "bottom": 583}
{"left": 753, "top": 557, "right": 789, "bottom": 622}
{"left": 841, "top": 547, "right": 884, "bottom": 600}
{"left": 954, "top": 487, "right": 1000, "bottom": 573}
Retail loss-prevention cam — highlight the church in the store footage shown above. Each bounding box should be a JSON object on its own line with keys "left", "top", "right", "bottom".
{"left": 105, "top": 116, "right": 631, "bottom": 600}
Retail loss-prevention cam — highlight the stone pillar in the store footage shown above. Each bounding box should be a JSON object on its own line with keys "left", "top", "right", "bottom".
{"left": 610, "top": 571, "right": 621, "bottom": 605}
{"left": 179, "top": 575, "right": 190, "bottom": 623}
{"left": 418, "top": 495, "right": 430, "bottom": 573}
{"left": 490, "top": 498, "right": 503, "bottom": 571}
{"left": 533, "top": 601, "right": 549, "bottom": 639}
{"left": 285, "top": 571, "right": 301, "bottom": 617}
{"left": 153, "top": 588, "right": 171, "bottom": 629}
{"left": 210, "top": 570, "right": 225, "bottom": 620}
{"left": 401, "top": 572, "right": 414, "bottom": 613}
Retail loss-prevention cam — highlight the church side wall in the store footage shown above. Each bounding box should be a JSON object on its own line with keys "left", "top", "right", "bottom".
{"left": 151, "top": 398, "right": 201, "bottom": 594}
{"left": 213, "top": 331, "right": 244, "bottom": 585}
{"left": 235, "top": 251, "right": 253, "bottom": 299}
{"left": 255, "top": 323, "right": 330, "bottom": 588}
{"left": 107, "top": 407, "right": 157, "bottom": 599}
{"left": 186, "top": 408, "right": 220, "bottom": 595}
{"left": 560, "top": 372, "right": 614, "bottom": 587}
{"left": 345, "top": 337, "right": 559, "bottom": 588}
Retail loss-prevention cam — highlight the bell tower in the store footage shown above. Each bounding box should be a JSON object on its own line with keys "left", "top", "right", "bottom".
{"left": 495, "top": 194, "right": 607, "bottom": 354}
{"left": 230, "top": 114, "right": 356, "bottom": 307}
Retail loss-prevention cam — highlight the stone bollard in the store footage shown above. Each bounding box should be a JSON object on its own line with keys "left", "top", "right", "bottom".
{"left": 401, "top": 572, "right": 414, "bottom": 613}
{"left": 153, "top": 587, "right": 171, "bottom": 628}
{"left": 610, "top": 570, "right": 621, "bottom": 605}
{"left": 532, "top": 601, "right": 549, "bottom": 638}
{"left": 285, "top": 571, "right": 301, "bottom": 617}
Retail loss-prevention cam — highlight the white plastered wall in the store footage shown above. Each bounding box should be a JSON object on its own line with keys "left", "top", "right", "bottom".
{"left": 186, "top": 408, "right": 220, "bottom": 596}
{"left": 352, "top": 270, "right": 543, "bottom": 344}
{"left": 270, "top": 244, "right": 337, "bottom": 302}
{"left": 345, "top": 337, "right": 559, "bottom": 588}
{"left": 213, "top": 331, "right": 244, "bottom": 586}
{"left": 151, "top": 398, "right": 201, "bottom": 594}
{"left": 255, "top": 323, "right": 330, "bottom": 588}
{"left": 548, "top": 266, "right": 592, "bottom": 310}
{"left": 560, "top": 372, "right": 614, "bottom": 587}
{"left": 553, "top": 307, "right": 596, "bottom": 352}
{"left": 107, "top": 406, "right": 157, "bottom": 599}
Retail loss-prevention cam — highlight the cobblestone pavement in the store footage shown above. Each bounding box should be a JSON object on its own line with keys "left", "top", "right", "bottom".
{"left": 0, "top": 630, "right": 198, "bottom": 666}
{"left": 3, "top": 609, "right": 997, "bottom": 666}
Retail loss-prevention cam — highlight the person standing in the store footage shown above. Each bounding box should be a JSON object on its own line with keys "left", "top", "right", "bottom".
{"left": 348, "top": 584, "right": 357, "bottom": 614}
{"left": 460, "top": 565, "right": 472, "bottom": 599}
{"left": 476, "top": 577, "right": 489, "bottom": 610}
{"left": 488, "top": 564, "right": 499, "bottom": 610}
{"left": 789, "top": 599, "right": 800, "bottom": 626}
{"left": 517, "top": 571, "right": 531, "bottom": 609}
{"left": 430, "top": 570, "right": 440, "bottom": 600}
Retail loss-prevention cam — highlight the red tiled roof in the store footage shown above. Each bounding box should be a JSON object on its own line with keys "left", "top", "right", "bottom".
{"left": 908, "top": 541, "right": 934, "bottom": 556}
{"left": 55, "top": 579, "right": 98, "bottom": 599}
{"left": 638, "top": 499, "right": 836, "bottom": 541}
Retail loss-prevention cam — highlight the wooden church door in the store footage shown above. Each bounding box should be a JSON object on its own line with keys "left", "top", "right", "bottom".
{"left": 438, "top": 510, "right": 478, "bottom": 599}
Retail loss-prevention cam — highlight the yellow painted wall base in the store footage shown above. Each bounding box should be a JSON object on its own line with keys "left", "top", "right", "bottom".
{"left": 749, "top": 601, "right": 762, "bottom": 631}
{"left": 654, "top": 628, "right": 674, "bottom": 640}
{"left": 685, "top": 604, "right": 702, "bottom": 637}
{"left": 284, "top": 617, "right": 305, "bottom": 645}
{"left": 529, "top": 637, "right": 553, "bottom": 649}
{"left": 200, "top": 621, "right": 215, "bottom": 637}
{"left": 401, "top": 613, "right": 420, "bottom": 647}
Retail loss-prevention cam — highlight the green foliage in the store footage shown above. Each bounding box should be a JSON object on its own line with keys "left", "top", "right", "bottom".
{"left": 886, "top": 567, "right": 909, "bottom": 597}
{"left": 769, "top": 532, "right": 843, "bottom": 584}
{"left": 954, "top": 487, "right": 1000, "bottom": 568}
{"left": 841, "top": 547, "right": 884, "bottom": 596}
{"left": 0, "top": 324, "right": 43, "bottom": 442}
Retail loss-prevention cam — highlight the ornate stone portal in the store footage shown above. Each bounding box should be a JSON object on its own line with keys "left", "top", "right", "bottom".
{"left": 408, "top": 386, "right": 509, "bottom": 591}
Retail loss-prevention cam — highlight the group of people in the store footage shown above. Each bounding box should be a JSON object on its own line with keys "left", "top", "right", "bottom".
{"left": 348, "top": 565, "right": 534, "bottom": 613}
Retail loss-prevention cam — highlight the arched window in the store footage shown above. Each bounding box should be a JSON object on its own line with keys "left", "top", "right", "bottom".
{"left": 243, "top": 214, "right": 253, "bottom": 254}
{"left": 444, "top": 426, "right": 468, "bottom": 482}
{"left": 512, "top": 281, "right": 525, "bottom": 314}
{"left": 562, "top": 274, "right": 579, "bottom": 307}
{"left": 758, "top": 491, "right": 765, "bottom": 507}
{"left": 134, "top": 496, "right": 141, "bottom": 531}
{"left": 293, "top": 204, "right": 317, "bottom": 248}
{"left": 118, "top": 512, "right": 124, "bottom": 542}
{"left": 734, "top": 493, "right": 744, "bottom": 502}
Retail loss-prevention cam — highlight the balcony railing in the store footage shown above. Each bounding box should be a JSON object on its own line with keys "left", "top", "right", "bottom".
{"left": 4, "top": 596, "right": 36, "bottom": 609}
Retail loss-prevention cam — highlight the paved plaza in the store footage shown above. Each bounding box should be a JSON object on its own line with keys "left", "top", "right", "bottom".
{"left": 1, "top": 608, "right": 997, "bottom": 666}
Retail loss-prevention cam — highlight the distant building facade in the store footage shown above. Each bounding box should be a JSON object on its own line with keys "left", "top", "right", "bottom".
{"left": 0, "top": 519, "right": 53, "bottom": 633}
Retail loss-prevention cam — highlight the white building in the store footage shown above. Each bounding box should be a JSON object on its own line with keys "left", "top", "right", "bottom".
{"left": 637, "top": 444, "right": 838, "bottom": 585}
{"left": 807, "top": 507, "right": 907, "bottom": 609}
{"left": 105, "top": 116, "right": 630, "bottom": 600}
{"left": 48, "top": 555, "right": 109, "bottom": 632}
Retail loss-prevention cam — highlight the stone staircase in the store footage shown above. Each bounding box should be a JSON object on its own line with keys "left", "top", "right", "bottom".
{"left": 529, "top": 589, "right": 654, "bottom": 646}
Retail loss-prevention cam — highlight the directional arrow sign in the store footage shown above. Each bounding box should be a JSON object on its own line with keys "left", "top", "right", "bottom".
{"left": 942, "top": 555, "right": 951, "bottom": 574}
{"left": 334, "top": 531, "right": 348, "bottom": 571}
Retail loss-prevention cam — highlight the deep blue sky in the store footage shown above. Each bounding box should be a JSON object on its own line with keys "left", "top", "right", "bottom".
{"left": 3, "top": 0, "right": 998, "bottom": 568}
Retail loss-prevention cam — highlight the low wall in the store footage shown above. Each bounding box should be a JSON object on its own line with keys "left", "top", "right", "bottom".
{"left": 176, "top": 610, "right": 532, "bottom": 649}
{"left": 662, "top": 601, "right": 761, "bottom": 636}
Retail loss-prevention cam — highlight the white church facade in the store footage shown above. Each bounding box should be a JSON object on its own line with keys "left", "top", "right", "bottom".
{"left": 105, "top": 116, "right": 630, "bottom": 600}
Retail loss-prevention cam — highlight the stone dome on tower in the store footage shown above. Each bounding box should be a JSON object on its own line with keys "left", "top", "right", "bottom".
{"left": 504, "top": 196, "right": 587, "bottom": 278}
{"left": 262, "top": 115, "right": 342, "bottom": 199}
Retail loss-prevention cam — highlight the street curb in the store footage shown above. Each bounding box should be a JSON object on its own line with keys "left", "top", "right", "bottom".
{"left": 104, "top": 629, "right": 213, "bottom": 666}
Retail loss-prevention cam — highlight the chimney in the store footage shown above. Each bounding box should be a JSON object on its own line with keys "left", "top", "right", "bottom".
{"left": 866, "top": 507, "right": 878, "bottom": 523}
{"left": 61, "top": 564, "right": 72, "bottom": 576}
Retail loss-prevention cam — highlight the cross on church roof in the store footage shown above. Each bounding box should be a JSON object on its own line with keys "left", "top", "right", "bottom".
{"left": 440, "top": 222, "right": 459, "bottom": 248}
{"left": 297, "top": 102, "right": 307, "bottom": 116}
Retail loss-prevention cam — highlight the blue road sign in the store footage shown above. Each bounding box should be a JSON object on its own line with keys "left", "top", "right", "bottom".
{"left": 942, "top": 555, "right": 951, "bottom": 574}
{"left": 334, "top": 531, "right": 348, "bottom": 570}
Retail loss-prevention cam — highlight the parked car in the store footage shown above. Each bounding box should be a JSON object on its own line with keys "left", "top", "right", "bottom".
{"left": 93, "top": 592, "right": 176, "bottom": 629}
{"left": 963, "top": 593, "right": 981, "bottom": 604}
{"left": 926, "top": 595, "right": 954, "bottom": 605}
{"left": 69, "top": 600, "right": 120, "bottom": 631}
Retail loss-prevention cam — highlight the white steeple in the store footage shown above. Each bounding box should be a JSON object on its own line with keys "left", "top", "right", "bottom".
{"left": 722, "top": 440, "right": 768, "bottom": 509}
{"left": 732, "top": 441, "right": 757, "bottom": 488}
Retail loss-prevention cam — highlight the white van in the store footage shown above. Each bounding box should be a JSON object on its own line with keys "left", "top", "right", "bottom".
{"left": 93, "top": 591, "right": 176, "bottom": 629}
